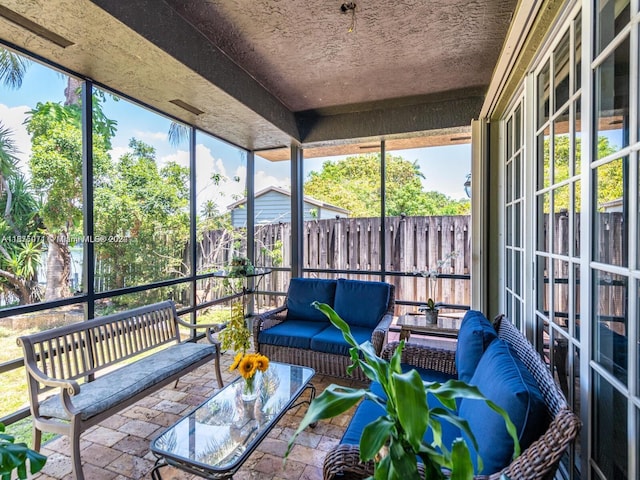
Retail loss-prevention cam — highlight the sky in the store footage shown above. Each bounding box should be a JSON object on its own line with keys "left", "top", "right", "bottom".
{"left": 1, "top": 54, "right": 471, "bottom": 213}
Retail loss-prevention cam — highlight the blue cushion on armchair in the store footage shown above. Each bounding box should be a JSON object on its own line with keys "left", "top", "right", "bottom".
{"left": 258, "top": 320, "right": 328, "bottom": 349}
{"left": 286, "top": 278, "right": 337, "bottom": 322}
{"left": 456, "top": 310, "right": 498, "bottom": 383}
{"left": 333, "top": 279, "right": 391, "bottom": 328}
{"left": 310, "top": 324, "right": 373, "bottom": 356}
{"left": 458, "top": 339, "right": 549, "bottom": 475}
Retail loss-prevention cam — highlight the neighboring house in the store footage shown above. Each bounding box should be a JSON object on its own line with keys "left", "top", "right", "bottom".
{"left": 228, "top": 186, "right": 349, "bottom": 227}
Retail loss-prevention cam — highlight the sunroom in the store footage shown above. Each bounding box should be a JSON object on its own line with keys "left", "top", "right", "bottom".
{"left": 0, "top": 0, "right": 638, "bottom": 479}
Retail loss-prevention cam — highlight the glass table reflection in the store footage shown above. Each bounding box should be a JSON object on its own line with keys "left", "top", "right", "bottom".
{"left": 151, "top": 362, "right": 315, "bottom": 479}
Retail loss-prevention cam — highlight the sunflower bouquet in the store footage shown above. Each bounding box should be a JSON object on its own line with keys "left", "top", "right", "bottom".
{"left": 230, "top": 352, "right": 270, "bottom": 399}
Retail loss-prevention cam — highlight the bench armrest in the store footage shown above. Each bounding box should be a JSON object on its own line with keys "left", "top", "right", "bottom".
{"left": 23, "top": 361, "right": 81, "bottom": 417}
{"left": 381, "top": 341, "right": 457, "bottom": 376}
{"left": 24, "top": 363, "right": 81, "bottom": 395}
{"left": 174, "top": 316, "right": 224, "bottom": 345}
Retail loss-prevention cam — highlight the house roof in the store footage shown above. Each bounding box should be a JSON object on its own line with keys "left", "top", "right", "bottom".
{"left": 227, "top": 186, "right": 349, "bottom": 214}
{"left": 0, "top": 0, "right": 518, "bottom": 153}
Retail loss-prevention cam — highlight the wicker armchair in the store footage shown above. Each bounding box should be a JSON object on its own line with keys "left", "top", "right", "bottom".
{"left": 253, "top": 280, "right": 395, "bottom": 382}
{"left": 322, "top": 315, "right": 581, "bottom": 480}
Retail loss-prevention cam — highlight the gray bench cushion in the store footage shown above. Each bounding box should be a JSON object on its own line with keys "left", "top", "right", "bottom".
{"left": 39, "top": 342, "right": 216, "bottom": 421}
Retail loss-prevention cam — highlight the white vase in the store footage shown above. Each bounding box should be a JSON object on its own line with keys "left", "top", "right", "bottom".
{"left": 241, "top": 371, "right": 261, "bottom": 402}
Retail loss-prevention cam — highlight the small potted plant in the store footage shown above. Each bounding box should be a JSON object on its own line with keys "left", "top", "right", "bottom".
{"left": 226, "top": 256, "right": 255, "bottom": 277}
{"left": 418, "top": 298, "right": 439, "bottom": 324}
{"left": 415, "top": 252, "right": 458, "bottom": 325}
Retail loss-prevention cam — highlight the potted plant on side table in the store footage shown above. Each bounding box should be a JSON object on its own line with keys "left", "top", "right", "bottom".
{"left": 286, "top": 302, "right": 519, "bottom": 479}
{"left": 415, "top": 252, "right": 458, "bottom": 325}
{"left": 418, "top": 298, "right": 439, "bottom": 325}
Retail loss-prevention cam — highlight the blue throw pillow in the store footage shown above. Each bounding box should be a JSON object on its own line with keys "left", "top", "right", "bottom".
{"left": 286, "top": 278, "right": 337, "bottom": 322}
{"left": 333, "top": 279, "right": 391, "bottom": 328}
{"left": 456, "top": 310, "right": 498, "bottom": 383}
{"left": 458, "top": 339, "right": 549, "bottom": 475}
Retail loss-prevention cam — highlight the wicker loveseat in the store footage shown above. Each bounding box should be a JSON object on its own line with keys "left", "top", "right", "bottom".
{"left": 323, "top": 312, "right": 581, "bottom": 480}
{"left": 253, "top": 277, "right": 394, "bottom": 381}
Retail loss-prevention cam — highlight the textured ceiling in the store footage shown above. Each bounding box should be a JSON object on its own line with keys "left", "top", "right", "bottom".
{"left": 0, "top": 0, "right": 519, "bottom": 152}
{"left": 165, "top": 0, "right": 516, "bottom": 112}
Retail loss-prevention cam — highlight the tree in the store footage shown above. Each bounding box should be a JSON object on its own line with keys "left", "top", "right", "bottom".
{"left": 94, "top": 139, "right": 190, "bottom": 293}
{"left": 26, "top": 100, "right": 112, "bottom": 300}
{"left": 543, "top": 135, "right": 619, "bottom": 212}
{"left": 0, "top": 125, "right": 44, "bottom": 304}
{"left": 0, "top": 48, "right": 29, "bottom": 89}
{"left": 304, "top": 153, "right": 470, "bottom": 216}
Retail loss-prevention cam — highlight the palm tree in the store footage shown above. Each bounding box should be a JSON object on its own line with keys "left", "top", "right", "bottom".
{"left": 0, "top": 48, "right": 29, "bottom": 89}
{"left": 0, "top": 126, "right": 43, "bottom": 304}
{"left": 0, "top": 122, "right": 20, "bottom": 232}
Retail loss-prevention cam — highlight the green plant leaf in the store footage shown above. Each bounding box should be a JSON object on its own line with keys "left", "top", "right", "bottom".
{"left": 416, "top": 447, "right": 447, "bottom": 479}
{"left": 429, "top": 416, "right": 443, "bottom": 447}
{"left": 359, "top": 416, "right": 394, "bottom": 461}
{"left": 26, "top": 449, "right": 47, "bottom": 474}
{"left": 431, "top": 380, "right": 521, "bottom": 458}
{"left": 285, "top": 385, "right": 366, "bottom": 458}
{"left": 428, "top": 408, "right": 479, "bottom": 454}
{"left": 313, "top": 302, "right": 358, "bottom": 347}
{"left": 392, "top": 370, "right": 429, "bottom": 451}
{"left": 373, "top": 454, "right": 391, "bottom": 480}
{"left": 484, "top": 399, "right": 521, "bottom": 457}
{"left": 388, "top": 438, "right": 420, "bottom": 479}
{"left": 389, "top": 341, "right": 404, "bottom": 375}
{"left": 449, "top": 438, "right": 474, "bottom": 480}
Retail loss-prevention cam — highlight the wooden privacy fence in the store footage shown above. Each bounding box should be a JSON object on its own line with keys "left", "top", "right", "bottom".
{"left": 91, "top": 212, "right": 625, "bottom": 319}
{"left": 544, "top": 212, "right": 626, "bottom": 324}
{"left": 199, "top": 216, "right": 472, "bottom": 310}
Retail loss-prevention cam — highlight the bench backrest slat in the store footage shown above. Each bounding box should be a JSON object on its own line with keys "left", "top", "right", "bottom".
{"left": 19, "top": 301, "right": 181, "bottom": 390}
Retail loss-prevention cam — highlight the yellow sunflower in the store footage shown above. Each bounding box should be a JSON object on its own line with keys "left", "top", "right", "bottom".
{"left": 254, "top": 354, "right": 270, "bottom": 372}
{"left": 229, "top": 352, "right": 243, "bottom": 371}
{"left": 238, "top": 355, "right": 257, "bottom": 379}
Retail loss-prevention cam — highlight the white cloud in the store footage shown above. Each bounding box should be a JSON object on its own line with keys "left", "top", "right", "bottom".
{"left": 255, "top": 170, "right": 290, "bottom": 192}
{"left": 196, "top": 149, "right": 246, "bottom": 212}
{"left": 108, "top": 146, "right": 130, "bottom": 162}
{"left": 160, "top": 149, "right": 189, "bottom": 168}
{"left": 133, "top": 130, "right": 168, "bottom": 142}
{"left": 0, "top": 103, "right": 31, "bottom": 172}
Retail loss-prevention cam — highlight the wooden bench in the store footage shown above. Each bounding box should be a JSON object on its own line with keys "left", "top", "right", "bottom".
{"left": 17, "top": 300, "right": 223, "bottom": 480}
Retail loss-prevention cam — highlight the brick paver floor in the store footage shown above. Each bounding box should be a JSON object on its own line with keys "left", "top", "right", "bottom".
{"left": 33, "top": 345, "right": 365, "bottom": 480}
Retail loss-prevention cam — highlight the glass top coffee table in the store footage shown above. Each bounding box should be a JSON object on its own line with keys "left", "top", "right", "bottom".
{"left": 150, "top": 362, "right": 315, "bottom": 479}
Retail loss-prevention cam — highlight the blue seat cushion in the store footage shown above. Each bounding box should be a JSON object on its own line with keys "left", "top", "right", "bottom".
{"left": 258, "top": 320, "right": 328, "bottom": 349}
{"left": 456, "top": 310, "right": 498, "bottom": 383}
{"left": 310, "top": 324, "right": 373, "bottom": 356}
{"left": 342, "top": 366, "right": 459, "bottom": 447}
{"left": 333, "top": 279, "right": 391, "bottom": 328}
{"left": 458, "top": 339, "right": 549, "bottom": 475}
{"left": 286, "top": 278, "right": 337, "bottom": 322}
